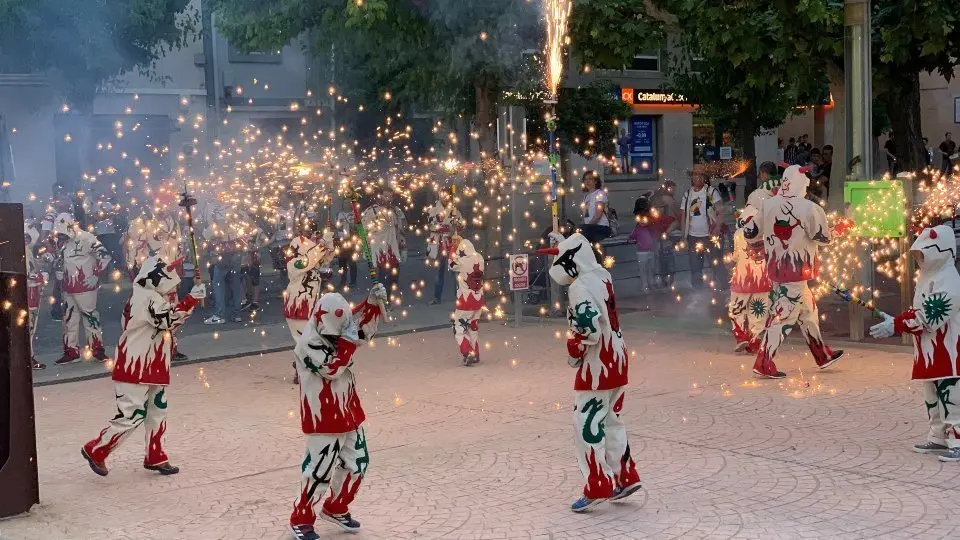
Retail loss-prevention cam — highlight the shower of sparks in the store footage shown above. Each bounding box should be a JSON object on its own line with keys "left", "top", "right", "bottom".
{"left": 544, "top": 0, "right": 572, "bottom": 99}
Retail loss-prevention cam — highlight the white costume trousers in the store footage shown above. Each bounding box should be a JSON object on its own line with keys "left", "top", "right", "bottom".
{"left": 291, "top": 427, "right": 369, "bottom": 525}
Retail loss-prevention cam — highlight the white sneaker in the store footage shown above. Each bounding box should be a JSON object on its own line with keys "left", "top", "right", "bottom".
{"left": 913, "top": 441, "right": 948, "bottom": 454}
{"left": 938, "top": 447, "right": 960, "bottom": 462}
{"left": 204, "top": 315, "right": 225, "bottom": 325}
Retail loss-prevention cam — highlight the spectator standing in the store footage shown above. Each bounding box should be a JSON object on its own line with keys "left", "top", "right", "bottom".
{"left": 630, "top": 197, "right": 656, "bottom": 294}
{"left": 578, "top": 171, "right": 612, "bottom": 251}
{"left": 649, "top": 181, "right": 680, "bottom": 288}
{"left": 783, "top": 137, "right": 800, "bottom": 165}
{"left": 240, "top": 221, "right": 268, "bottom": 313}
{"left": 884, "top": 134, "right": 899, "bottom": 174}
{"left": 92, "top": 194, "right": 123, "bottom": 279}
{"left": 815, "top": 145, "right": 834, "bottom": 201}
{"left": 680, "top": 169, "right": 726, "bottom": 289}
{"left": 617, "top": 129, "right": 630, "bottom": 172}
{"left": 203, "top": 212, "right": 245, "bottom": 324}
{"left": 923, "top": 137, "right": 934, "bottom": 167}
{"left": 939, "top": 132, "right": 956, "bottom": 176}
{"left": 426, "top": 189, "right": 463, "bottom": 305}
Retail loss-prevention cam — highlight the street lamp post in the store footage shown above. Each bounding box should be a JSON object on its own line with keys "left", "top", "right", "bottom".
{"left": 844, "top": 0, "right": 873, "bottom": 181}
{"left": 844, "top": 0, "right": 873, "bottom": 341}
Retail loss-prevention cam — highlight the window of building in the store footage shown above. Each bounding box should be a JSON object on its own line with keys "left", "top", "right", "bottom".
{"left": 227, "top": 44, "right": 282, "bottom": 64}
{"left": 610, "top": 115, "right": 658, "bottom": 179}
{"left": 629, "top": 50, "right": 661, "bottom": 72}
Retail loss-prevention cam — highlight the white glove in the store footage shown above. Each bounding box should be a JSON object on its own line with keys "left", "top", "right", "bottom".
{"left": 369, "top": 283, "right": 388, "bottom": 305}
{"left": 547, "top": 232, "right": 565, "bottom": 246}
{"left": 869, "top": 313, "right": 895, "bottom": 339}
{"left": 189, "top": 282, "right": 207, "bottom": 300}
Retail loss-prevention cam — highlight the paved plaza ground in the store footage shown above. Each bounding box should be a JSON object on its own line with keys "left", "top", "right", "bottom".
{"left": 3, "top": 309, "right": 959, "bottom": 540}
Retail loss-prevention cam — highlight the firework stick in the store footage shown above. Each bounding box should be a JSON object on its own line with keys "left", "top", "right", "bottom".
{"left": 346, "top": 187, "right": 377, "bottom": 284}
{"left": 179, "top": 185, "right": 204, "bottom": 306}
{"left": 832, "top": 285, "right": 890, "bottom": 319}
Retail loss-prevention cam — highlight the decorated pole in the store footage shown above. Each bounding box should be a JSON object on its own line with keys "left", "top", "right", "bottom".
{"left": 179, "top": 183, "right": 204, "bottom": 306}
{"left": 832, "top": 285, "right": 890, "bottom": 319}
{"left": 544, "top": 0, "right": 571, "bottom": 314}
{"left": 346, "top": 186, "right": 378, "bottom": 285}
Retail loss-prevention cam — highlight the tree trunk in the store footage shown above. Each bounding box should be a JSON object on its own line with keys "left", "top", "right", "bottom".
{"left": 474, "top": 79, "right": 497, "bottom": 159}
{"left": 883, "top": 72, "right": 925, "bottom": 173}
{"left": 827, "top": 63, "right": 846, "bottom": 211}
{"left": 738, "top": 108, "right": 758, "bottom": 199}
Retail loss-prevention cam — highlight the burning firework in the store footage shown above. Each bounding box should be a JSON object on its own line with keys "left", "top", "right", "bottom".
{"left": 544, "top": 0, "right": 572, "bottom": 100}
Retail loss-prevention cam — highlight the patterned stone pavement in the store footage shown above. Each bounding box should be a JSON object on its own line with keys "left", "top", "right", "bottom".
{"left": 3, "top": 311, "right": 959, "bottom": 540}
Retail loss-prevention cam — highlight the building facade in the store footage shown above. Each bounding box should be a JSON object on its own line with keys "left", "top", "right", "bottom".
{"left": 0, "top": 0, "right": 314, "bottom": 207}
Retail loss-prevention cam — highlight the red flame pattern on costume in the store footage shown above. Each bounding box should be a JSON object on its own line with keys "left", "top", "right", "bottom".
{"left": 767, "top": 252, "right": 819, "bottom": 283}
{"left": 285, "top": 294, "right": 313, "bottom": 321}
{"left": 731, "top": 319, "right": 752, "bottom": 345}
{"left": 804, "top": 334, "right": 834, "bottom": 367}
{"left": 324, "top": 473, "right": 363, "bottom": 516}
{"left": 63, "top": 266, "right": 91, "bottom": 294}
{"left": 616, "top": 444, "right": 641, "bottom": 489}
{"left": 300, "top": 380, "right": 366, "bottom": 434}
{"left": 145, "top": 420, "right": 169, "bottom": 466}
{"left": 290, "top": 483, "right": 317, "bottom": 526}
{"left": 582, "top": 448, "right": 615, "bottom": 499}
{"left": 731, "top": 261, "right": 772, "bottom": 294}
{"left": 85, "top": 427, "right": 124, "bottom": 462}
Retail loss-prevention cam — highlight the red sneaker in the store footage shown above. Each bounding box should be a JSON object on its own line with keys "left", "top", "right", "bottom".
{"left": 81, "top": 446, "right": 108, "bottom": 476}
{"left": 56, "top": 353, "right": 81, "bottom": 365}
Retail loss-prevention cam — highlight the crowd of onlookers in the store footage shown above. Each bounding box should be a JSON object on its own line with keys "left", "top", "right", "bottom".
{"left": 779, "top": 135, "right": 833, "bottom": 202}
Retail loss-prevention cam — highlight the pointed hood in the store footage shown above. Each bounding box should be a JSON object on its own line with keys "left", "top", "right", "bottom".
{"left": 778, "top": 165, "right": 809, "bottom": 198}
{"left": 134, "top": 255, "right": 184, "bottom": 295}
{"left": 309, "top": 293, "right": 359, "bottom": 342}
{"left": 52, "top": 213, "right": 76, "bottom": 237}
{"left": 24, "top": 220, "right": 40, "bottom": 247}
{"left": 911, "top": 225, "right": 957, "bottom": 273}
{"left": 450, "top": 237, "right": 482, "bottom": 274}
{"left": 452, "top": 237, "right": 477, "bottom": 259}
{"left": 746, "top": 176, "right": 780, "bottom": 209}
{"left": 539, "top": 233, "right": 601, "bottom": 287}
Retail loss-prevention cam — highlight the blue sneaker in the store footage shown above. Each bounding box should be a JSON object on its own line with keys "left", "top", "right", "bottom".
{"left": 320, "top": 510, "right": 361, "bottom": 533}
{"left": 290, "top": 524, "right": 320, "bottom": 540}
{"left": 570, "top": 496, "right": 606, "bottom": 513}
{"left": 611, "top": 482, "right": 643, "bottom": 502}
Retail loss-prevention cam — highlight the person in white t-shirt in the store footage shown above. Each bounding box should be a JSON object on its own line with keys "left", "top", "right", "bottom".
{"left": 680, "top": 169, "right": 726, "bottom": 289}
{"left": 579, "top": 171, "right": 611, "bottom": 262}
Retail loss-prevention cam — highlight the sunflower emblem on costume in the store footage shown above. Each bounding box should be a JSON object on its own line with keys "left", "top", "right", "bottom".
{"left": 750, "top": 298, "right": 767, "bottom": 319}
{"left": 922, "top": 293, "right": 952, "bottom": 325}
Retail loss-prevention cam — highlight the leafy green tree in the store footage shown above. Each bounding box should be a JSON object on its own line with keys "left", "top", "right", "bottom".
{"left": 660, "top": 1, "right": 836, "bottom": 192}
{"left": 871, "top": 1, "right": 960, "bottom": 171}
{"left": 215, "top": 0, "right": 540, "bottom": 156}
{"left": 568, "top": 0, "right": 665, "bottom": 71}
{"left": 0, "top": 0, "right": 198, "bottom": 106}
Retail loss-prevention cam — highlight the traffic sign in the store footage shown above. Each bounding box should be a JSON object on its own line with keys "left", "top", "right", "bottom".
{"left": 510, "top": 254, "right": 529, "bottom": 291}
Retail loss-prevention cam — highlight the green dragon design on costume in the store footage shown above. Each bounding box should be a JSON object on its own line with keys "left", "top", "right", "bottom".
{"left": 580, "top": 398, "right": 606, "bottom": 445}
{"left": 572, "top": 301, "right": 599, "bottom": 335}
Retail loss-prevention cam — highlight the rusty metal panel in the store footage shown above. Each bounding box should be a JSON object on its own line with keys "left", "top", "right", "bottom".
{"left": 0, "top": 203, "right": 39, "bottom": 518}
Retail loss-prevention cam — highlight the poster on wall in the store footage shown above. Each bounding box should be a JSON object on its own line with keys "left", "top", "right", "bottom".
{"left": 629, "top": 115, "right": 656, "bottom": 173}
